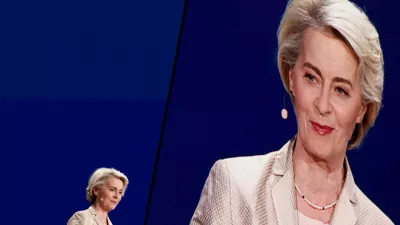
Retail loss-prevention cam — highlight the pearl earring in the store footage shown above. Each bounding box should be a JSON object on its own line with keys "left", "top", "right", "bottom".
{"left": 281, "top": 108, "right": 288, "bottom": 119}
{"left": 281, "top": 92, "right": 288, "bottom": 119}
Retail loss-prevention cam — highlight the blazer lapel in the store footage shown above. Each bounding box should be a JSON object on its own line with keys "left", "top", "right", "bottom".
{"left": 107, "top": 217, "right": 113, "bottom": 225}
{"left": 272, "top": 171, "right": 298, "bottom": 225}
{"left": 330, "top": 190, "right": 357, "bottom": 225}
{"left": 271, "top": 138, "right": 299, "bottom": 225}
{"left": 330, "top": 157, "right": 357, "bottom": 225}
{"left": 88, "top": 206, "right": 102, "bottom": 225}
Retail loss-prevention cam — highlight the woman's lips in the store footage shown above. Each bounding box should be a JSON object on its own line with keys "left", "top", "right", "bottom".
{"left": 311, "top": 121, "right": 334, "bottom": 135}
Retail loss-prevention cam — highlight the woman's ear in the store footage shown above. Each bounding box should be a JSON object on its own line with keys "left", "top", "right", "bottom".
{"left": 93, "top": 187, "right": 100, "bottom": 197}
{"left": 356, "top": 103, "right": 367, "bottom": 124}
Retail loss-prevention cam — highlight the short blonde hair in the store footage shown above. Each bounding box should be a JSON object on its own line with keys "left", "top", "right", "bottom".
{"left": 86, "top": 167, "right": 129, "bottom": 204}
{"left": 277, "top": 0, "right": 384, "bottom": 149}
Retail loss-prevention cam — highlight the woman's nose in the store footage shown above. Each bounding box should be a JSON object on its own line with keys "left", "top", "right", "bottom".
{"left": 315, "top": 89, "right": 332, "bottom": 116}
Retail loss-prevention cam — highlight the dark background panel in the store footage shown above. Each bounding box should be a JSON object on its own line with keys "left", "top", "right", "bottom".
{"left": 1, "top": 0, "right": 184, "bottom": 224}
{"left": 147, "top": 0, "right": 400, "bottom": 224}
{"left": 9, "top": 0, "right": 183, "bottom": 100}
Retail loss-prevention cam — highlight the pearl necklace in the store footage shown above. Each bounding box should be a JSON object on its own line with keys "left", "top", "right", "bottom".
{"left": 294, "top": 183, "right": 337, "bottom": 210}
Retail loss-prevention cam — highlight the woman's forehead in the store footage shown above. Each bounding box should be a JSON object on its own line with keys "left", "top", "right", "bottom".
{"left": 300, "top": 28, "right": 359, "bottom": 81}
{"left": 105, "top": 177, "right": 124, "bottom": 187}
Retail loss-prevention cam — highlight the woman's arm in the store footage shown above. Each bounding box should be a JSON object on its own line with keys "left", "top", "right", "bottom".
{"left": 190, "top": 160, "right": 232, "bottom": 225}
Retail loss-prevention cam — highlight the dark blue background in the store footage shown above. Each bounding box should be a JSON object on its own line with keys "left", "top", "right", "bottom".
{"left": 2, "top": 0, "right": 398, "bottom": 224}
{"left": 2, "top": 0, "right": 184, "bottom": 225}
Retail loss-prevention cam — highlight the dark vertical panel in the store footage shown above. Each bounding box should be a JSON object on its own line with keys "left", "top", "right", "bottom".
{"left": 144, "top": 0, "right": 189, "bottom": 224}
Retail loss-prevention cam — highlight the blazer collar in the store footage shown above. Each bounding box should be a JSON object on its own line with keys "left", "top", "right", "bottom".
{"left": 88, "top": 206, "right": 113, "bottom": 225}
{"left": 271, "top": 137, "right": 299, "bottom": 225}
{"left": 271, "top": 136, "right": 357, "bottom": 225}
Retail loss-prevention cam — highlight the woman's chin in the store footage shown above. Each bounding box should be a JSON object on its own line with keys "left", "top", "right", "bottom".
{"left": 308, "top": 148, "right": 333, "bottom": 160}
{"left": 105, "top": 205, "right": 117, "bottom": 212}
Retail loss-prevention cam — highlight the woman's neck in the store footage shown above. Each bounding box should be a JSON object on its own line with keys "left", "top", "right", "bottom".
{"left": 292, "top": 141, "right": 346, "bottom": 204}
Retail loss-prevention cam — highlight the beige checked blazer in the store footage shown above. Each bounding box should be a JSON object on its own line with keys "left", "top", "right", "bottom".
{"left": 190, "top": 138, "right": 394, "bottom": 225}
{"left": 67, "top": 206, "right": 113, "bottom": 225}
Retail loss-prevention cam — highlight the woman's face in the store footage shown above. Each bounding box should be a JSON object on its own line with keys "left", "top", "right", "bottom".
{"left": 94, "top": 176, "right": 124, "bottom": 212}
{"left": 289, "top": 28, "right": 366, "bottom": 161}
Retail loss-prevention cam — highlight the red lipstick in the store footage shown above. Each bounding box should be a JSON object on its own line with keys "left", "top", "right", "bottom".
{"left": 311, "top": 121, "right": 334, "bottom": 135}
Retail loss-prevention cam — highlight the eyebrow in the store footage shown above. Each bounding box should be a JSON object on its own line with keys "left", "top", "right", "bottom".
{"left": 110, "top": 185, "right": 123, "bottom": 191}
{"left": 303, "top": 62, "right": 353, "bottom": 88}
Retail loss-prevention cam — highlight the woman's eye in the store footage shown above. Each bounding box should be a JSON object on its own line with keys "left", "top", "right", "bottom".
{"left": 304, "top": 73, "right": 317, "bottom": 82}
{"left": 336, "top": 87, "right": 349, "bottom": 96}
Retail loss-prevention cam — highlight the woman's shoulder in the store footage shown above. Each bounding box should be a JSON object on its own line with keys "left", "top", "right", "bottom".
{"left": 210, "top": 140, "right": 292, "bottom": 184}
{"left": 67, "top": 207, "right": 92, "bottom": 225}
{"left": 219, "top": 138, "right": 293, "bottom": 176}
{"left": 211, "top": 150, "right": 278, "bottom": 184}
{"left": 218, "top": 138, "right": 293, "bottom": 170}
{"left": 353, "top": 186, "right": 394, "bottom": 225}
{"left": 219, "top": 150, "right": 278, "bottom": 174}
